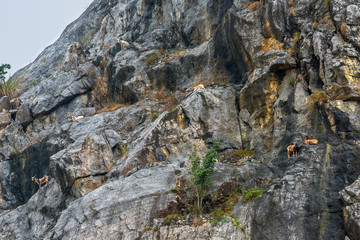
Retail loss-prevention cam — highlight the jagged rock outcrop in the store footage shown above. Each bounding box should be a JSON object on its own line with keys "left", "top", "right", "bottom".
{"left": 0, "top": 0, "right": 359, "bottom": 239}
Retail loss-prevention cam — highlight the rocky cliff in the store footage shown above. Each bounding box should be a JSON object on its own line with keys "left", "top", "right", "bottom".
{"left": 0, "top": 0, "right": 359, "bottom": 239}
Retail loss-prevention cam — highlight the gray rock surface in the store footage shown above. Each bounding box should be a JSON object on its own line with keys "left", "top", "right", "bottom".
{"left": 0, "top": 0, "right": 359, "bottom": 239}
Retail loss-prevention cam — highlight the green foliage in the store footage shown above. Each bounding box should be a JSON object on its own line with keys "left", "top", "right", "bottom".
{"left": 144, "top": 226, "right": 151, "bottom": 231}
{"left": 235, "top": 149, "right": 255, "bottom": 157}
{"left": 287, "top": 77, "right": 295, "bottom": 85}
{"left": 189, "top": 142, "right": 220, "bottom": 213}
{"left": 0, "top": 64, "right": 11, "bottom": 81}
{"left": 153, "top": 226, "right": 158, "bottom": 231}
{"left": 150, "top": 111, "right": 159, "bottom": 122}
{"left": 324, "top": 0, "right": 330, "bottom": 7}
{"left": 163, "top": 213, "right": 181, "bottom": 225}
{"left": 306, "top": 90, "right": 328, "bottom": 111}
{"left": 241, "top": 187, "right": 262, "bottom": 203}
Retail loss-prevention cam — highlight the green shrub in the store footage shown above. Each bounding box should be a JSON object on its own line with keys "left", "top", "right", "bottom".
{"left": 189, "top": 142, "right": 220, "bottom": 214}
{"left": 306, "top": 90, "right": 328, "bottom": 111}
{"left": 242, "top": 188, "right": 262, "bottom": 202}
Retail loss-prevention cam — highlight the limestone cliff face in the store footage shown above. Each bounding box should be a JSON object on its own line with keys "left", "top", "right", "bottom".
{"left": 0, "top": 0, "right": 359, "bottom": 239}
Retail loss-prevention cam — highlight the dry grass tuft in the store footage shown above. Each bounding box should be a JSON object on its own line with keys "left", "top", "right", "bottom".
{"left": 95, "top": 103, "right": 128, "bottom": 114}
{"left": 306, "top": 90, "right": 328, "bottom": 111}
{"left": 262, "top": 37, "right": 284, "bottom": 52}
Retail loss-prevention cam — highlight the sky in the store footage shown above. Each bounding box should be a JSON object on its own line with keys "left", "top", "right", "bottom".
{"left": 0, "top": 0, "right": 93, "bottom": 78}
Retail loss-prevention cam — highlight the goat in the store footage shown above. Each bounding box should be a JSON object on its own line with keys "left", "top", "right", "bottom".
{"left": 287, "top": 142, "right": 298, "bottom": 158}
{"left": 193, "top": 84, "right": 206, "bottom": 92}
{"left": 71, "top": 115, "right": 84, "bottom": 122}
{"left": 302, "top": 136, "right": 318, "bottom": 145}
{"left": 32, "top": 175, "right": 49, "bottom": 188}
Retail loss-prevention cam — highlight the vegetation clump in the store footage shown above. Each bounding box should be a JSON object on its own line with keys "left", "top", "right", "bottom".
{"left": 150, "top": 111, "right": 159, "bottom": 122}
{"left": 235, "top": 149, "right": 255, "bottom": 157}
{"left": 189, "top": 142, "right": 220, "bottom": 214}
{"left": 241, "top": 187, "right": 263, "bottom": 202}
{"left": 306, "top": 90, "right": 328, "bottom": 111}
{"left": 0, "top": 64, "right": 21, "bottom": 99}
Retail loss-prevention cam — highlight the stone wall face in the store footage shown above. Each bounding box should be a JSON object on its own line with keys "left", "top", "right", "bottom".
{"left": 0, "top": 0, "right": 359, "bottom": 239}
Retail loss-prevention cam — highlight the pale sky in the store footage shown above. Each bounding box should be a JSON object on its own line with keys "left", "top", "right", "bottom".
{"left": 0, "top": 0, "right": 93, "bottom": 78}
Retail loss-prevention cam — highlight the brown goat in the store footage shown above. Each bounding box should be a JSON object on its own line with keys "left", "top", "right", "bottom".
{"left": 302, "top": 136, "right": 318, "bottom": 145}
{"left": 287, "top": 142, "right": 298, "bottom": 158}
{"left": 32, "top": 175, "right": 49, "bottom": 188}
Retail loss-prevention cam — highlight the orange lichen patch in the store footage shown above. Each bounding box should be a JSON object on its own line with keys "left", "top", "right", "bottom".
{"left": 262, "top": 37, "right": 284, "bottom": 52}
{"left": 312, "top": 21, "right": 318, "bottom": 29}
{"left": 72, "top": 177, "right": 104, "bottom": 196}
{"left": 95, "top": 103, "right": 127, "bottom": 114}
{"left": 161, "top": 147, "right": 170, "bottom": 159}
{"left": 258, "top": 76, "right": 280, "bottom": 128}
{"left": 343, "top": 57, "right": 360, "bottom": 85}
{"left": 288, "top": 0, "right": 295, "bottom": 4}
{"left": 249, "top": 1, "right": 261, "bottom": 12}
{"left": 177, "top": 113, "right": 186, "bottom": 129}
{"left": 44, "top": 116, "right": 51, "bottom": 124}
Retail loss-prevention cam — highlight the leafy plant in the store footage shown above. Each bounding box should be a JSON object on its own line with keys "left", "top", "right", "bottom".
{"left": 189, "top": 142, "right": 220, "bottom": 214}
{"left": 306, "top": 90, "right": 328, "bottom": 112}
{"left": 0, "top": 64, "right": 11, "bottom": 81}
{"left": 241, "top": 187, "right": 262, "bottom": 202}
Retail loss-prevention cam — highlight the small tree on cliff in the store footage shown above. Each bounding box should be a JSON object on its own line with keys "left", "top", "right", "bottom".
{"left": 0, "top": 64, "right": 11, "bottom": 82}
{"left": 189, "top": 142, "right": 220, "bottom": 214}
